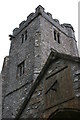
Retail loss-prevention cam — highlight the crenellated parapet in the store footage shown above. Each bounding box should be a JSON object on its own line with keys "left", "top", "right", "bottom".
{"left": 2, "top": 5, "right": 80, "bottom": 119}
{"left": 12, "top": 5, "right": 75, "bottom": 39}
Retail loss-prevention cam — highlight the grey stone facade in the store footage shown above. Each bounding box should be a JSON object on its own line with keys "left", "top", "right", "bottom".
{"left": 1, "top": 5, "right": 80, "bottom": 119}
{"left": 20, "top": 51, "right": 80, "bottom": 119}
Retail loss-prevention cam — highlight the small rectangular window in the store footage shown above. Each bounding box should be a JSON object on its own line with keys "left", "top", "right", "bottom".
{"left": 57, "top": 33, "right": 60, "bottom": 44}
{"left": 17, "top": 60, "right": 25, "bottom": 77}
{"left": 21, "top": 34, "right": 24, "bottom": 43}
{"left": 21, "top": 30, "right": 27, "bottom": 43}
{"left": 54, "top": 30, "right": 60, "bottom": 44}
{"left": 24, "top": 30, "right": 27, "bottom": 41}
{"left": 54, "top": 30, "right": 56, "bottom": 41}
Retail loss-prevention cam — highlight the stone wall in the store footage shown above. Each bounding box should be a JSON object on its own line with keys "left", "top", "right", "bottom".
{"left": 0, "top": 74, "right": 2, "bottom": 120}
{"left": 40, "top": 16, "right": 78, "bottom": 69}
{"left": 20, "top": 56, "right": 80, "bottom": 119}
{"left": 2, "top": 15, "right": 41, "bottom": 118}
{"left": 2, "top": 5, "right": 79, "bottom": 119}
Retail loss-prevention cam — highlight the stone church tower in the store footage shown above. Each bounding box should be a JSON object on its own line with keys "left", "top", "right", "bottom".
{"left": 2, "top": 5, "right": 80, "bottom": 119}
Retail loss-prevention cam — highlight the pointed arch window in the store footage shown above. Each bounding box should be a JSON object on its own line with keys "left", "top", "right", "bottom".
{"left": 21, "top": 30, "right": 27, "bottom": 43}
{"left": 54, "top": 30, "right": 60, "bottom": 44}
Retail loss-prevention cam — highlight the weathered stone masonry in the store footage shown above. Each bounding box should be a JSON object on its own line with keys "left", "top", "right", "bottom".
{"left": 20, "top": 50, "right": 80, "bottom": 119}
{"left": 1, "top": 5, "right": 80, "bottom": 119}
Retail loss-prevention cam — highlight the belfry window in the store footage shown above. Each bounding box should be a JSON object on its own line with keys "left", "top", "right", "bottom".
{"left": 57, "top": 33, "right": 60, "bottom": 44}
{"left": 54, "top": 30, "right": 56, "bottom": 41}
{"left": 24, "top": 30, "right": 27, "bottom": 41}
{"left": 21, "top": 34, "right": 24, "bottom": 43}
{"left": 21, "top": 30, "right": 27, "bottom": 43}
{"left": 54, "top": 30, "right": 60, "bottom": 44}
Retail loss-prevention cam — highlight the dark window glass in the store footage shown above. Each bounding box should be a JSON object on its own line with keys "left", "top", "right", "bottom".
{"left": 17, "top": 61, "right": 25, "bottom": 77}
{"left": 25, "top": 30, "right": 27, "bottom": 41}
{"left": 21, "top": 30, "right": 27, "bottom": 43}
{"left": 22, "top": 34, "right": 24, "bottom": 43}
{"left": 54, "top": 30, "right": 60, "bottom": 44}
{"left": 54, "top": 30, "right": 56, "bottom": 41}
{"left": 57, "top": 33, "right": 60, "bottom": 44}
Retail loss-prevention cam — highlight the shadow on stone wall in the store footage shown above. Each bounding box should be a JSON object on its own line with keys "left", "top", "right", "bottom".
{"left": 0, "top": 73, "right": 2, "bottom": 120}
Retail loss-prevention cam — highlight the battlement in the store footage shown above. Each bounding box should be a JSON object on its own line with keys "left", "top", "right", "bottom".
{"left": 12, "top": 5, "right": 75, "bottom": 39}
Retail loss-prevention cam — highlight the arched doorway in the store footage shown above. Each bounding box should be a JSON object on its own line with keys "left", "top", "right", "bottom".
{"left": 48, "top": 108, "right": 80, "bottom": 120}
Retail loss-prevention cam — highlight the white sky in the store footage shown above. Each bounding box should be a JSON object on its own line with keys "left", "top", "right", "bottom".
{"left": 0, "top": 0, "right": 79, "bottom": 72}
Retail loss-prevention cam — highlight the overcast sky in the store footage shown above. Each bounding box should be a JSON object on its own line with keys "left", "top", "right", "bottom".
{"left": 0, "top": 0, "right": 79, "bottom": 72}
